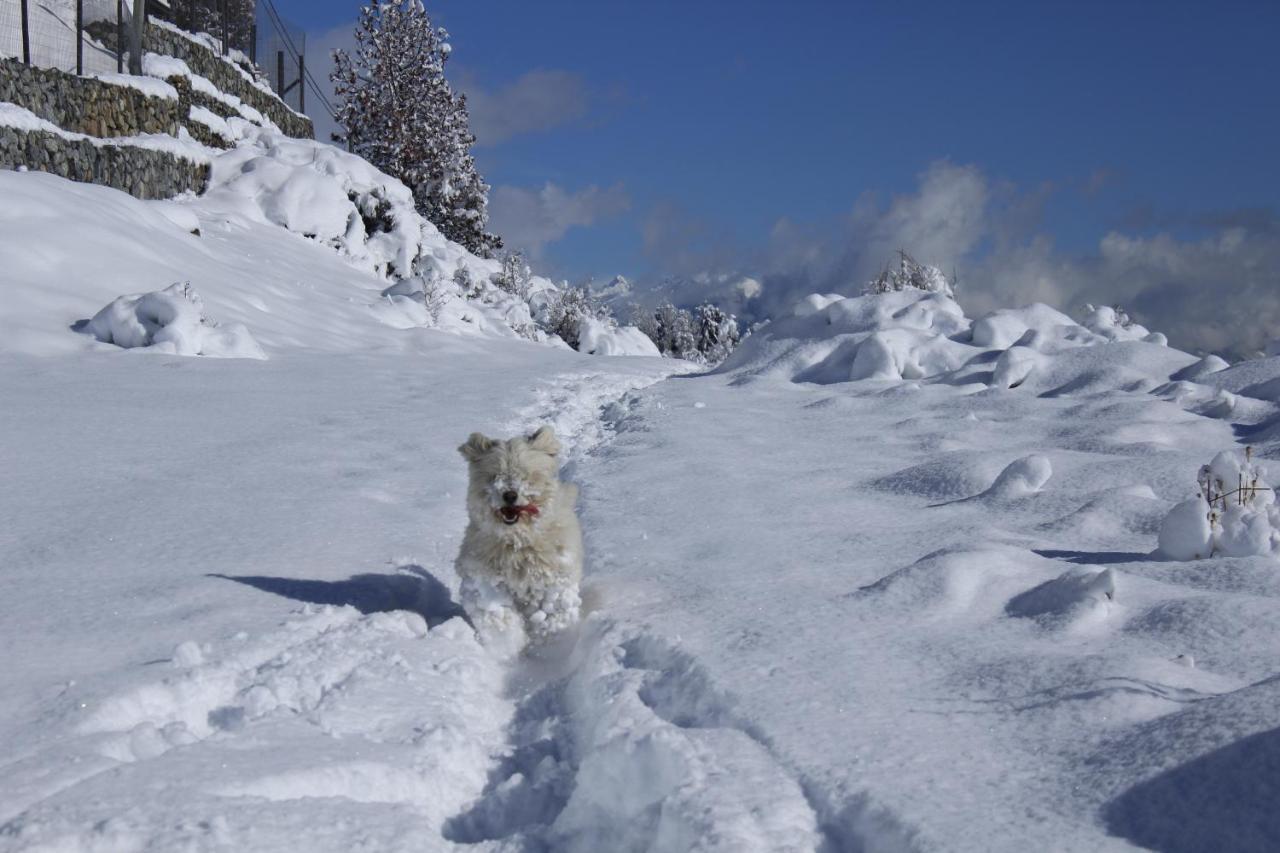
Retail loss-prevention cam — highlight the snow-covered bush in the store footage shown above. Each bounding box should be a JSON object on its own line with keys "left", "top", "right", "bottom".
{"left": 491, "top": 250, "right": 532, "bottom": 300}
{"left": 380, "top": 272, "right": 447, "bottom": 325}
{"left": 539, "top": 286, "right": 613, "bottom": 351}
{"left": 1081, "top": 304, "right": 1167, "bottom": 345}
{"left": 85, "top": 282, "right": 265, "bottom": 359}
{"left": 1158, "top": 448, "right": 1279, "bottom": 559}
{"left": 865, "top": 250, "right": 954, "bottom": 298}
{"left": 452, "top": 263, "right": 482, "bottom": 301}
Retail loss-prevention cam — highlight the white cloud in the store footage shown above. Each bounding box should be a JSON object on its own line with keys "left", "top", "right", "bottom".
{"left": 463, "top": 70, "right": 588, "bottom": 146}
{"left": 489, "top": 182, "right": 631, "bottom": 258}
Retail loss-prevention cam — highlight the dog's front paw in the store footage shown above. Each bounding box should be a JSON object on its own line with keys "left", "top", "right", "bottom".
{"left": 526, "top": 584, "right": 582, "bottom": 642}
{"left": 459, "top": 575, "right": 528, "bottom": 657}
{"left": 471, "top": 604, "right": 528, "bottom": 658}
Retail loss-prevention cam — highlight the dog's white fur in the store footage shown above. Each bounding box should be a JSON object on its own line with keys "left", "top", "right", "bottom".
{"left": 455, "top": 425, "right": 583, "bottom": 651}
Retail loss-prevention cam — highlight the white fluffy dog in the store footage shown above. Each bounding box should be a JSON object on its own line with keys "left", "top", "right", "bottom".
{"left": 455, "top": 425, "right": 583, "bottom": 653}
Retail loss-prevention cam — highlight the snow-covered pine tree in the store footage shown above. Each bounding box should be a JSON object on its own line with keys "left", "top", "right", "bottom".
{"left": 694, "top": 303, "right": 741, "bottom": 363}
{"left": 331, "top": 2, "right": 502, "bottom": 257}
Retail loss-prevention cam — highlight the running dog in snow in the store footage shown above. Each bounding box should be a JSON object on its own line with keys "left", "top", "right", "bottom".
{"left": 455, "top": 425, "right": 583, "bottom": 652}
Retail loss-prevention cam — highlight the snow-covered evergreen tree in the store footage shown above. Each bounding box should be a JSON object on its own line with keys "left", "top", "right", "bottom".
{"left": 331, "top": 2, "right": 502, "bottom": 257}
{"left": 632, "top": 299, "right": 740, "bottom": 363}
{"left": 694, "top": 303, "right": 741, "bottom": 364}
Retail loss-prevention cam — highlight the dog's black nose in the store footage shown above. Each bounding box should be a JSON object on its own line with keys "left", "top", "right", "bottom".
{"left": 502, "top": 490, "right": 519, "bottom": 505}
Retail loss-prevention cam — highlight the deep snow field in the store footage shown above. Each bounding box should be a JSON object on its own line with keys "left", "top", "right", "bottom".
{"left": 4, "top": 127, "right": 1280, "bottom": 852}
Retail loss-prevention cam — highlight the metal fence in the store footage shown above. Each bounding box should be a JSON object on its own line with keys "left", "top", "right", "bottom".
{"left": 0, "top": 1, "right": 130, "bottom": 75}
{"left": 0, "top": 0, "right": 318, "bottom": 115}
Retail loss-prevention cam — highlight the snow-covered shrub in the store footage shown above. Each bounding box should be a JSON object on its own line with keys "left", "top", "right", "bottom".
{"left": 540, "top": 286, "right": 613, "bottom": 350}
{"left": 1081, "top": 304, "right": 1167, "bottom": 345}
{"left": 85, "top": 282, "right": 265, "bottom": 359}
{"left": 865, "top": 250, "right": 954, "bottom": 298}
{"left": 380, "top": 271, "right": 447, "bottom": 325}
{"left": 1158, "top": 448, "right": 1279, "bottom": 559}
{"left": 491, "top": 250, "right": 532, "bottom": 299}
{"left": 452, "top": 264, "right": 482, "bottom": 301}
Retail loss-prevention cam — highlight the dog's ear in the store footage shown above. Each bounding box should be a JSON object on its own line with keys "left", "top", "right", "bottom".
{"left": 526, "top": 425, "right": 561, "bottom": 457}
{"left": 459, "top": 432, "right": 495, "bottom": 462}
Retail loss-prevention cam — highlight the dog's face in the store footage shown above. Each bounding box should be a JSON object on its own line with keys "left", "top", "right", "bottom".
{"left": 459, "top": 426, "right": 562, "bottom": 533}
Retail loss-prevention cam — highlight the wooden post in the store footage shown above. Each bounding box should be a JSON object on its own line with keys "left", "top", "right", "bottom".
{"left": 298, "top": 52, "right": 304, "bottom": 112}
{"left": 19, "top": 0, "right": 30, "bottom": 65}
{"left": 277, "top": 49, "right": 284, "bottom": 95}
{"left": 129, "top": 0, "right": 145, "bottom": 75}
{"left": 116, "top": 0, "right": 123, "bottom": 72}
{"left": 220, "top": 0, "right": 228, "bottom": 55}
{"left": 249, "top": 23, "right": 256, "bottom": 63}
{"left": 76, "top": 0, "right": 83, "bottom": 75}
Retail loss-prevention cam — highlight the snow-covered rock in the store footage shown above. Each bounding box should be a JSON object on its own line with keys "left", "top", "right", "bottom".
{"left": 85, "top": 282, "right": 265, "bottom": 359}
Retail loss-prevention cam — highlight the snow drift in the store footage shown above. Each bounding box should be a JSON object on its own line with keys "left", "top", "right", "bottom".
{"left": 84, "top": 282, "right": 265, "bottom": 359}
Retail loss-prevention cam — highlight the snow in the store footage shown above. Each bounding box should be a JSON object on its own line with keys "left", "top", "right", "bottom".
{"left": 5, "top": 118, "right": 1280, "bottom": 851}
{"left": 1158, "top": 498, "right": 1215, "bottom": 559}
{"left": 88, "top": 72, "right": 180, "bottom": 101}
{"left": 143, "top": 53, "right": 278, "bottom": 131}
{"left": 84, "top": 281, "right": 265, "bottom": 359}
{"left": 0, "top": 102, "right": 212, "bottom": 164}
{"left": 577, "top": 316, "right": 661, "bottom": 357}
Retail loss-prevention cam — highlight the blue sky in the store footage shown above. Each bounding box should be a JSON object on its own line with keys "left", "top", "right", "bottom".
{"left": 280, "top": 0, "right": 1280, "bottom": 354}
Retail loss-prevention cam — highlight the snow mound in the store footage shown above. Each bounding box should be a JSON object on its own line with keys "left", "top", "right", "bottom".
{"left": 1005, "top": 568, "right": 1116, "bottom": 621}
{"left": 1158, "top": 498, "right": 1215, "bottom": 560}
{"left": 970, "top": 303, "right": 1077, "bottom": 349}
{"left": 84, "top": 282, "right": 265, "bottom": 359}
{"left": 577, "top": 317, "right": 661, "bottom": 357}
{"left": 718, "top": 289, "right": 971, "bottom": 383}
{"left": 872, "top": 453, "right": 1011, "bottom": 502}
{"left": 1159, "top": 450, "right": 1280, "bottom": 560}
{"left": 1081, "top": 304, "right": 1167, "bottom": 345}
{"left": 717, "top": 289, "right": 1190, "bottom": 397}
{"left": 204, "top": 132, "right": 425, "bottom": 280}
{"left": 983, "top": 454, "right": 1053, "bottom": 500}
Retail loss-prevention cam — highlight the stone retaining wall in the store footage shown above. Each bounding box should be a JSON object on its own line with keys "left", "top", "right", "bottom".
{"left": 0, "top": 58, "right": 180, "bottom": 138}
{"left": 0, "top": 125, "right": 209, "bottom": 198}
{"left": 87, "top": 20, "right": 313, "bottom": 139}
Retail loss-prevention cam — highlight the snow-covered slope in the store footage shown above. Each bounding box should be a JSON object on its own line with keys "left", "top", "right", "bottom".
{"left": 4, "top": 135, "right": 1280, "bottom": 850}
{"left": 0, "top": 123, "right": 654, "bottom": 359}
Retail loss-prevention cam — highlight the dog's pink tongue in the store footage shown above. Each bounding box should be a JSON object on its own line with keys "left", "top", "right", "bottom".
{"left": 516, "top": 504, "right": 539, "bottom": 517}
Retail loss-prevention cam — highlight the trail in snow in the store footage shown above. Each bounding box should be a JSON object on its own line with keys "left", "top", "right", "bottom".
{"left": 6, "top": 362, "right": 778, "bottom": 853}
